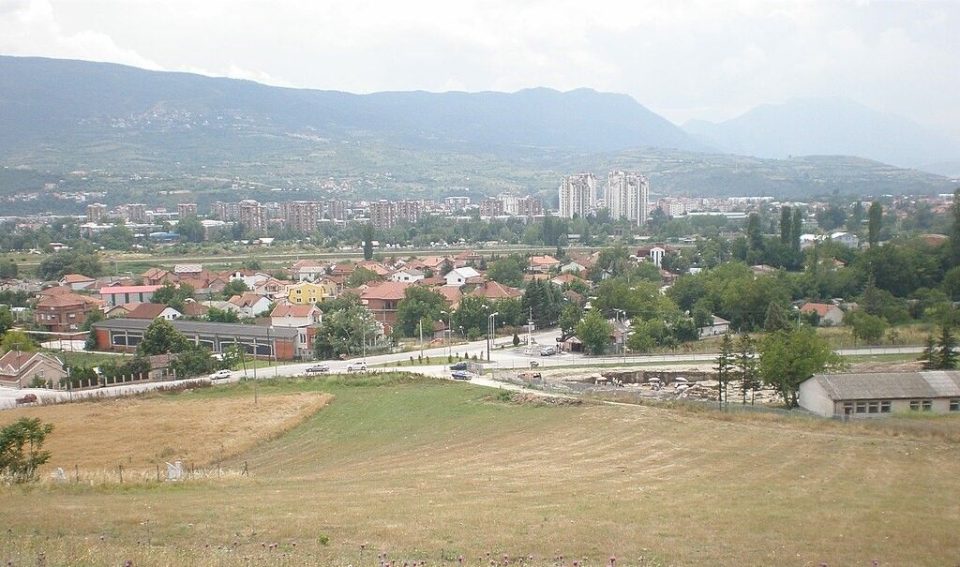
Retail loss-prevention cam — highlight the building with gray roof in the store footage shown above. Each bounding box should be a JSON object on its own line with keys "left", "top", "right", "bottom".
{"left": 799, "top": 371, "right": 960, "bottom": 418}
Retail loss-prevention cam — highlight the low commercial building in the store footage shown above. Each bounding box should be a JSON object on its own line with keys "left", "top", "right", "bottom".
{"left": 99, "top": 285, "right": 162, "bottom": 306}
{"left": 799, "top": 371, "right": 960, "bottom": 418}
{"left": 92, "top": 319, "right": 300, "bottom": 360}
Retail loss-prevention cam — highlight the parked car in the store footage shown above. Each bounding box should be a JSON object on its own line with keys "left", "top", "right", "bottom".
{"left": 15, "top": 394, "right": 37, "bottom": 405}
{"left": 451, "top": 370, "right": 472, "bottom": 381}
{"left": 305, "top": 364, "right": 329, "bottom": 375}
{"left": 346, "top": 361, "right": 367, "bottom": 372}
{"left": 209, "top": 369, "right": 232, "bottom": 380}
{"left": 449, "top": 362, "right": 468, "bottom": 371}
{"left": 540, "top": 345, "right": 557, "bottom": 356}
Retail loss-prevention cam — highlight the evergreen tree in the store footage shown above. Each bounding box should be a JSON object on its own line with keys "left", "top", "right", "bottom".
{"left": 791, "top": 209, "right": 803, "bottom": 253}
{"left": 716, "top": 333, "right": 735, "bottom": 406}
{"left": 736, "top": 334, "right": 759, "bottom": 404}
{"left": 868, "top": 201, "right": 882, "bottom": 247}
{"left": 919, "top": 334, "right": 938, "bottom": 370}
{"left": 763, "top": 301, "right": 792, "bottom": 332}
{"left": 361, "top": 224, "right": 375, "bottom": 261}
{"left": 937, "top": 325, "right": 958, "bottom": 369}
{"left": 779, "top": 206, "right": 791, "bottom": 244}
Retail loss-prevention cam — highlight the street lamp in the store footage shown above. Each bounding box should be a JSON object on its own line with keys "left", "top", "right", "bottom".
{"left": 487, "top": 311, "right": 499, "bottom": 362}
{"left": 440, "top": 310, "right": 452, "bottom": 360}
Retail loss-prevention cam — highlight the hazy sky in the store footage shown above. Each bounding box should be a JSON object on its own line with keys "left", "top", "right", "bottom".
{"left": 2, "top": 0, "right": 958, "bottom": 137}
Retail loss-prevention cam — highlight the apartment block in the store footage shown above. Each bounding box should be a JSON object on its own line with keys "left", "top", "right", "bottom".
{"left": 605, "top": 171, "right": 650, "bottom": 225}
{"left": 558, "top": 173, "right": 597, "bottom": 219}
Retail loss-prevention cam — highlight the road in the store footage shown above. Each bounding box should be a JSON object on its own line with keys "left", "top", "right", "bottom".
{"left": 1, "top": 330, "right": 925, "bottom": 410}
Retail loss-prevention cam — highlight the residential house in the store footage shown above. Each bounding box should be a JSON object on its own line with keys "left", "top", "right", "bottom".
{"left": 469, "top": 281, "right": 522, "bottom": 301}
{"left": 391, "top": 268, "right": 425, "bottom": 284}
{"left": 360, "top": 282, "right": 410, "bottom": 333}
{"left": 181, "top": 301, "right": 210, "bottom": 318}
{"left": 286, "top": 281, "right": 337, "bottom": 305}
{"left": 141, "top": 267, "right": 173, "bottom": 286}
{"left": 228, "top": 293, "right": 273, "bottom": 318}
{"left": 528, "top": 255, "right": 561, "bottom": 273}
{"left": 126, "top": 303, "right": 182, "bottom": 321}
{"left": 254, "top": 277, "right": 291, "bottom": 299}
{"left": 357, "top": 260, "right": 393, "bottom": 278}
{"left": 173, "top": 264, "right": 203, "bottom": 277}
{"left": 550, "top": 273, "right": 586, "bottom": 288}
{"left": 34, "top": 292, "right": 100, "bottom": 333}
{"left": 290, "top": 259, "right": 327, "bottom": 282}
{"left": 698, "top": 315, "right": 731, "bottom": 337}
{"left": 99, "top": 285, "right": 162, "bottom": 307}
{"left": 830, "top": 231, "right": 860, "bottom": 248}
{"left": 560, "top": 261, "right": 587, "bottom": 274}
{"left": 0, "top": 351, "right": 67, "bottom": 389}
{"left": 453, "top": 250, "right": 483, "bottom": 268}
{"left": 436, "top": 286, "right": 463, "bottom": 309}
{"left": 799, "top": 371, "right": 960, "bottom": 418}
{"left": 800, "top": 302, "right": 845, "bottom": 326}
{"left": 59, "top": 273, "right": 97, "bottom": 291}
{"left": 104, "top": 304, "right": 136, "bottom": 318}
{"left": 444, "top": 266, "right": 482, "bottom": 288}
{"left": 271, "top": 303, "right": 322, "bottom": 357}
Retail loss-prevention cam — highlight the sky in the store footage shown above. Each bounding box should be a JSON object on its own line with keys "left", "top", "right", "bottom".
{"left": 1, "top": 0, "right": 958, "bottom": 137}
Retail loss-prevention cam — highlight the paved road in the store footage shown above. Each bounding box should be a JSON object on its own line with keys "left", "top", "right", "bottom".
{"left": 2, "top": 331, "right": 924, "bottom": 410}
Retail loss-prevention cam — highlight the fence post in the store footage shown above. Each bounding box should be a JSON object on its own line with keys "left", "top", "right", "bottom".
{"left": 74, "top": 464, "right": 79, "bottom": 483}
{"left": 118, "top": 464, "right": 123, "bottom": 484}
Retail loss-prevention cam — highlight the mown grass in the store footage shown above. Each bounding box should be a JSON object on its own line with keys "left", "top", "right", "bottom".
{"left": 1, "top": 373, "right": 958, "bottom": 566}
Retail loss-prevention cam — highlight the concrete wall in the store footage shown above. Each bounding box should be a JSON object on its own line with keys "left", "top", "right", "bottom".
{"left": 798, "top": 380, "right": 835, "bottom": 417}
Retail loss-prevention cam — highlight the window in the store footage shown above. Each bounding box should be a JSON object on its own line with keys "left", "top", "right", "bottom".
{"left": 881, "top": 401, "right": 891, "bottom": 413}
{"left": 950, "top": 400, "right": 959, "bottom": 412}
{"left": 909, "top": 400, "right": 933, "bottom": 411}
{"left": 855, "top": 401, "right": 867, "bottom": 414}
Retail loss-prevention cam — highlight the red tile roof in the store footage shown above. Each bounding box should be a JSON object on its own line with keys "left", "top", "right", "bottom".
{"left": 361, "top": 281, "right": 410, "bottom": 301}
{"left": 126, "top": 303, "right": 175, "bottom": 320}
{"left": 470, "top": 281, "right": 522, "bottom": 300}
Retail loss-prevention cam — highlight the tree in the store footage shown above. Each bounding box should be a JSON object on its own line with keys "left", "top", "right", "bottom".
{"left": 937, "top": 325, "right": 958, "bottom": 369}
{"left": 816, "top": 205, "right": 846, "bottom": 231}
{"left": 847, "top": 200, "right": 865, "bottom": 232}
{"left": 716, "top": 333, "right": 735, "bottom": 406}
{"left": 0, "top": 260, "right": 17, "bottom": 279}
{"left": 868, "top": 201, "right": 882, "bottom": 247}
{"left": 791, "top": 209, "right": 803, "bottom": 253}
{"left": 735, "top": 334, "right": 760, "bottom": 404}
{"left": 361, "top": 224, "right": 375, "bottom": 261}
{"left": 346, "top": 267, "right": 380, "bottom": 288}
{"left": 313, "top": 302, "right": 378, "bottom": 359}
{"left": 779, "top": 206, "right": 792, "bottom": 244}
{"left": 952, "top": 188, "right": 960, "bottom": 267}
{"left": 151, "top": 282, "right": 194, "bottom": 312}
{"left": 575, "top": 310, "right": 612, "bottom": 355}
{"left": 487, "top": 256, "right": 525, "bottom": 287}
{"left": 0, "top": 418, "right": 54, "bottom": 483}
{"left": 846, "top": 311, "right": 888, "bottom": 344}
{"left": 746, "top": 213, "right": 763, "bottom": 253}
{"left": 521, "top": 279, "right": 563, "bottom": 328}
{"left": 559, "top": 303, "right": 583, "bottom": 342}
{"left": 171, "top": 345, "right": 216, "bottom": 378}
{"left": 763, "top": 301, "right": 793, "bottom": 332}
{"left": 759, "top": 327, "right": 840, "bottom": 408}
{"left": 0, "top": 308, "right": 13, "bottom": 336}
{"left": 395, "top": 287, "right": 445, "bottom": 337}
{"left": 207, "top": 307, "right": 240, "bottom": 323}
{"left": 221, "top": 279, "right": 249, "bottom": 298}
{"left": 1, "top": 330, "right": 36, "bottom": 353}
{"left": 452, "top": 295, "right": 492, "bottom": 338}
{"left": 176, "top": 215, "right": 205, "bottom": 243}
{"left": 919, "top": 334, "right": 938, "bottom": 370}
{"left": 138, "top": 318, "right": 190, "bottom": 356}
{"left": 36, "top": 251, "right": 103, "bottom": 281}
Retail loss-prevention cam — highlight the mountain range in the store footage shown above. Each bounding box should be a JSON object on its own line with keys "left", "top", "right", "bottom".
{"left": 0, "top": 55, "right": 956, "bottom": 209}
{"left": 684, "top": 98, "right": 960, "bottom": 174}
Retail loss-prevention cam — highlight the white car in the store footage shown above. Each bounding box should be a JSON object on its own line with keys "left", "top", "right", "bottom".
{"left": 346, "top": 361, "right": 367, "bottom": 372}
{"left": 210, "top": 369, "right": 232, "bottom": 380}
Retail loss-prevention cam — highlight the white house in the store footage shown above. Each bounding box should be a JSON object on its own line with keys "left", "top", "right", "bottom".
{"left": 560, "top": 261, "right": 587, "bottom": 274}
{"left": 391, "top": 268, "right": 425, "bottom": 283}
{"left": 444, "top": 266, "right": 481, "bottom": 288}
{"left": 830, "top": 231, "right": 860, "bottom": 248}
{"left": 227, "top": 293, "right": 273, "bottom": 318}
{"left": 649, "top": 247, "right": 665, "bottom": 268}
{"left": 698, "top": 315, "right": 730, "bottom": 337}
{"left": 270, "top": 303, "right": 322, "bottom": 328}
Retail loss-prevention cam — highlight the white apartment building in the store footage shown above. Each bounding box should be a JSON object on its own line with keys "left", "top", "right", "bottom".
{"left": 558, "top": 173, "right": 597, "bottom": 219}
{"left": 605, "top": 171, "right": 650, "bottom": 225}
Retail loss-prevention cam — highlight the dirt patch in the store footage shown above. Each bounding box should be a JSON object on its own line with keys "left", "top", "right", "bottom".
{"left": 0, "top": 391, "right": 332, "bottom": 472}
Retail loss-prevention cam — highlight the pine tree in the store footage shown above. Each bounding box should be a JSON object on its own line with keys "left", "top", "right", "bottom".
{"left": 716, "top": 333, "right": 735, "bottom": 407}
{"left": 736, "top": 334, "right": 759, "bottom": 404}
{"left": 779, "top": 206, "right": 791, "bottom": 244}
{"left": 919, "top": 334, "right": 938, "bottom": 370}
{"left": 868, "top": 201, "right": 882, "bottom": 247}
{"left": 937, "top": 325, "right": 958, "bottom": 369}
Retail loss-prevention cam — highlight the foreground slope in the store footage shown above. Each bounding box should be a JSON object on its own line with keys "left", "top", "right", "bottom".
{"left": 0, "top": 376, "right": 958, "bottom": 566}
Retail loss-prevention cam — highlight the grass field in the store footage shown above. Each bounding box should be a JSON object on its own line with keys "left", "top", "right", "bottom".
{"left": 1, "top": 374, "right": 958, "bottom": 566}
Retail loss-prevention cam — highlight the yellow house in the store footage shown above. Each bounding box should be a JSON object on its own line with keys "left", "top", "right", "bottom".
{"left": 286, "top": 280, "right": 337, "bottom": 305}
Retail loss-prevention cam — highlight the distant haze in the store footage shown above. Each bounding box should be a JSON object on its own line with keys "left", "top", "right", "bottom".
{"left": 1, "top": 0, "right": 958, "bottom": 140}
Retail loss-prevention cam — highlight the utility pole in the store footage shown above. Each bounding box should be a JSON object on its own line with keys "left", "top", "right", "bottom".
{"left": 418, "top": 318, "right": 424, "bottom": 358}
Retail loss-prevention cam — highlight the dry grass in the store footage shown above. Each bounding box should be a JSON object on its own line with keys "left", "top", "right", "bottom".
{"left": 0, "top": 390, "right": 331, "bottom": 474}
{"left": 1, "top": 377, "right": 958, "bottom": 566}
